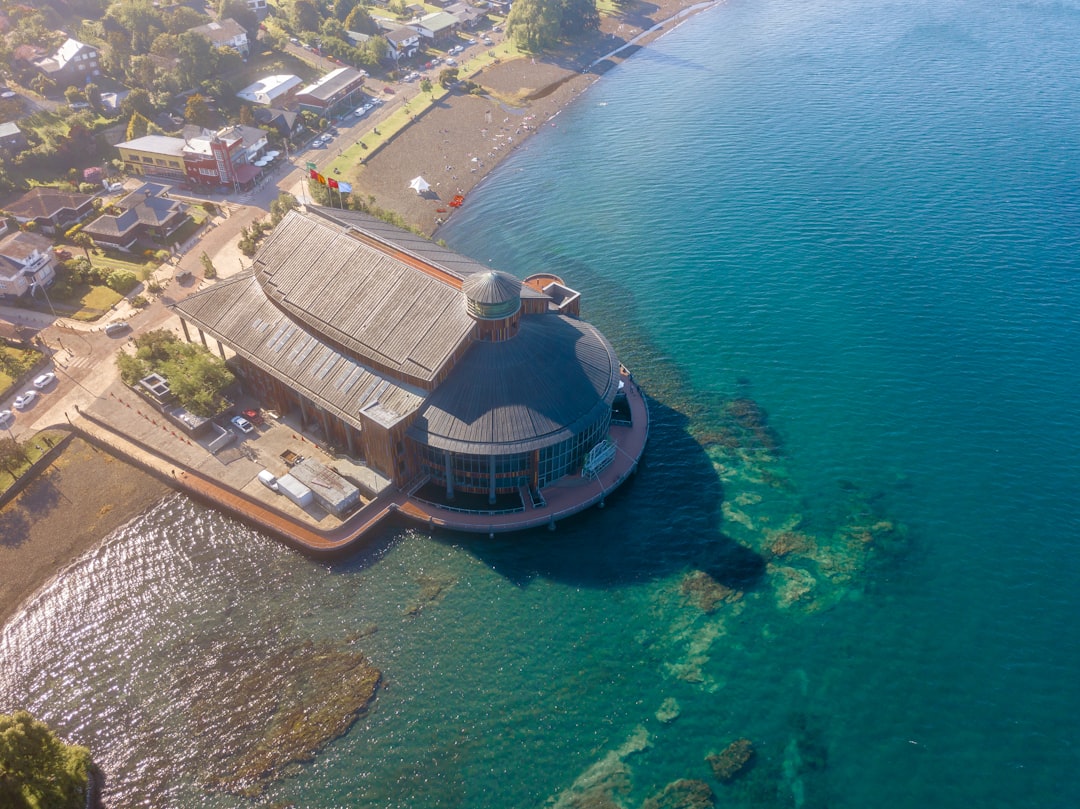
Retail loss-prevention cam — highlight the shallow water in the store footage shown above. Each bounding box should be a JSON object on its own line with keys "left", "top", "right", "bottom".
{"left": 4, "top": 0, "right": 1080, "bottom": 805}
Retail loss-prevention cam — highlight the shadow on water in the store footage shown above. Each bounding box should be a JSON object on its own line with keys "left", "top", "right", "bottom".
{"left": 434, "top": 395, "right": 766, "bottom": 591}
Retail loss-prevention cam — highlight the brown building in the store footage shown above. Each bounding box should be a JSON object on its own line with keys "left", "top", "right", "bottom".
{"left": 172, "top": 207, "right": 646, "bottom": 525}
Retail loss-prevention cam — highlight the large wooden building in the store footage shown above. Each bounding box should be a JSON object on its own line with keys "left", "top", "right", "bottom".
{"left": 172, "top": 207, "right": 642, "bottom": 515}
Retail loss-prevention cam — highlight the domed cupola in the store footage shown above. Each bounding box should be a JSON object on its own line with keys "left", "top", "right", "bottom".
{"left": 462, "top": 270, "right": 522, "bottom": 341}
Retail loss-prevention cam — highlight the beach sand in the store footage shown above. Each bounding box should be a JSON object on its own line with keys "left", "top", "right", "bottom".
{"left": 350, "top": 0, "right": 714, "bottom": 234}
{"left": 0, "top": 437, "right": 169, "bottom": 625}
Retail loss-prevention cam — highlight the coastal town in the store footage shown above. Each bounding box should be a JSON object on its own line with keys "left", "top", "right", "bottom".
{"left": 0, "top": 0, "right": 721, "bottom": 803}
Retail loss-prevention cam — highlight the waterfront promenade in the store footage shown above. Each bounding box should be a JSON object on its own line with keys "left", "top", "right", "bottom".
{"left": 69, "top": 369, "right": 649, "bottom": 556}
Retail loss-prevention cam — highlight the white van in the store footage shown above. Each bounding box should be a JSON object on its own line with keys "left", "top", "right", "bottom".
{"left": 257, "top": 470, "right": 278, "bottom": 491}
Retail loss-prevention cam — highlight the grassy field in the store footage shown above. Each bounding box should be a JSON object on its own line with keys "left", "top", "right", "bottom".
{"left": 0, "top": 344, "right": 43, "bottom": 397}
{"left": 0, "top": 429, "right": 67, "bottom": 494}
{"left": 66, "top": 284, "right": 123, "bottom": 322}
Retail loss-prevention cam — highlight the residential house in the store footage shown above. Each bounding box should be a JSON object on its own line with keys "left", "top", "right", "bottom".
{"left": 189, "top": 18, "right": 250, "bottom": 56}
{"left": 0, "top": 122, "right": 27, "bottom": 155}
{"left": 445, "top": 2, "right": 485, "bottom": 29}
{"left": 83, "top": 183, "right": 190, "bottom": 252}
{"left": 294, "top": 68, "right": 367, "bottom": 116}
{"left": 31, "top": 38, "right": 100, "bottom": 90}
{"left": 254, "top": 108, "right": 303, "bottom": 140}
{"left": 385, "top": 27, "right": 421, "bottom": 61}
{"left": 237, "top": 74, "right": 303, "bottom": 107}
{"left": 4, "top": 188, "right": 95, "bottom": 235}
{"left": 0, "top": 230, "right": 56, "bottom": 298}
{"left": 409, "top": 12, "right": 460, "bottom": 44}
{"left": 246, "top": 0, "right": 268, "bottom": 16}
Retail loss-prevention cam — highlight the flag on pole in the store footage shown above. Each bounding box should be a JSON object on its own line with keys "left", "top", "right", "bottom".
{"left": 337, "top": 181, "right": 352, "bottom": 193}
{"left": 327, "top": 178, "right": 339, "bottom": 190}
{"left": 305, "top": 161, "right": 317, "bottom": 171}
{"left": 309, "top": 169, "right": 318, "bottom": 180}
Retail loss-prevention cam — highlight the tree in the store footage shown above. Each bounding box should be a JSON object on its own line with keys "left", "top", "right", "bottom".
{"left": 269, "top": 191, "right": 299, "bottom": 226}
{"left": 218, "top": 0, "right": 259, "bottom": 38}
{"left": 73, "top": 232, "right": 95, "bottom": 259}
{"left": 344, "top": 4, "right": 379, "bottom": 36}
{"left": 184, "top": 93, "right": 211, "bottom": 127}
{"left": 333, "top": 0, "right": 359, "bottom": 22}
{"left": 0, "top": 710, "right": 91, "bottom": 809}
{"left": 420, "top": 77, "right": 432, "bottom": 94}
{"left": 290, "top": 0, "right": 322, "bottom": 34}
{"left": 106, "top": 269, "right": 138, "bottom": 294}
{"left": 164, "top": 350, "right": 235, "bottom": 416}
{"left": 507, "top": 0, "right": 563, "bottom": 52}
{"left": 200, "top": 251, "right": 217, "bottom": 279}
{"left": 84, "top": 82, "right": 102, "bottom": 109}
{"left": 119, "top": 88, "right": 155, "bottom": 121}
{"left": 438, "top": 67, "right": 459, "bottom": 88}
{"left": 238, "top": 104, "right": 255, "bottom": 126}
{"left": 29, "top": 73, "right": 57, "bottom": 97}
{"left": 0, "top": 437, "right": 27, "bottom": 474}
{"left": 126, "top": 112, "right": 152, "bottom": 141}
{"left": 560, "top": 0, "right": 600, "bottom": 34}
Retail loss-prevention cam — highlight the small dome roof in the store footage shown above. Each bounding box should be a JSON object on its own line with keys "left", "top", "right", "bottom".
{"left": 462, "top": 270, "right": 521, "bottom": 305}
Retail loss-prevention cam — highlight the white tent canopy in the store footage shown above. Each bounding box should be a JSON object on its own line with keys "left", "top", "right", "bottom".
{"left": 409, "top": 176, "right": 431, "bottom": 194}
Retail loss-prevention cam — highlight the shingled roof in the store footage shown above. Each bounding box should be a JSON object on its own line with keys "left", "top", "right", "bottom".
{"left": 4, "top": 187, "right": 94, "bottom": 220}
{"left": 408, "top": 314, "right": 620, "bottom": 455}
{"left": 172, "top": 272, "right": 425, "bottom": 429}
{"left": 252, "top": 209, "right": 477, "bottom": 386}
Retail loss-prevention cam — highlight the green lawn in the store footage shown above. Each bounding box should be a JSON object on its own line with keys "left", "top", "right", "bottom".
{"left": 0, "top": 344, "right": 43, "bottom": 396}
{"left": 64, "top": 284, "right": 123, "bottom": 322}
{"left": 0, "top": 430, "right": 66, "bottom": 494}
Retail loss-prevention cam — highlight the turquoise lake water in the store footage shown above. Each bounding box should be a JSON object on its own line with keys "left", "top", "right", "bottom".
{"left": 4, "top": 0, "right": 1080, "bottom": 806}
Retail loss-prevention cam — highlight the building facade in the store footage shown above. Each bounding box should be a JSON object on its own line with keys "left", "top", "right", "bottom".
{"left": 294, "top": 68, "right": 367, "bottom": 115}
{"left": 32, "top": 38, "right": 100, "bottom": 88}
{"left": 0, "top": 230, "right": 56, "bottom": 298}
{"left": 116, "top": 126, "right": 268, "bottom": 188}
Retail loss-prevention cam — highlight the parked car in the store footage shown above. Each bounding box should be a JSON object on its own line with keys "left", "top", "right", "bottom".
{"left": 13, "top": 391, "right": 36, "bottom": 409}
{"left": 445, "top": 58, "right": 457, "bottom": 66}
{"left": 257, "top": 470, "right": 278, "bottom": 491}
{"left": 33, "top": 372, "right": 56, "bottom": 389}
{"left": 231, "top": 415, "right": 255, "bottom": 434}
{"left": 0, "top": 410, "right": 12, "bottom": 428}
{"left": 241, "top": 408, "right": 264, "bottom": 425}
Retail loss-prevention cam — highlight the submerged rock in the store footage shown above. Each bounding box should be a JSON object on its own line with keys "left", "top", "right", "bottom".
{"left": 184, "top": 638, "right": 381, "bottom": 797}
{"left": 706, "top": 738, "right": 756, "bottom": 784}
{"left": 404, "top": 571, "right": 458, "bottom": 616}
{"left": 771, "top": 565, "right": 817, "bottom": 610}
{"left": 680, "top": 570, "right": 743, "bottom": 613}
{"left": 641, "top": 778, "right": 716, "bottom": 809}
{"left": 766, "top": 530, "right": 815, "bottom": 559}
{"left": 655, "top": 697, "right": 681, "bottom": 723}
{"left": 550, "top": 726, "right": 650, "bottom": 809}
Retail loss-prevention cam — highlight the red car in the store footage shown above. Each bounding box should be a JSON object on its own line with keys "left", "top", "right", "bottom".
{"left": 241, "top": 408, "right": 264, "bottom": 425}
{"left": 383, "top": 86, "right": 395, "bottom": 94}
